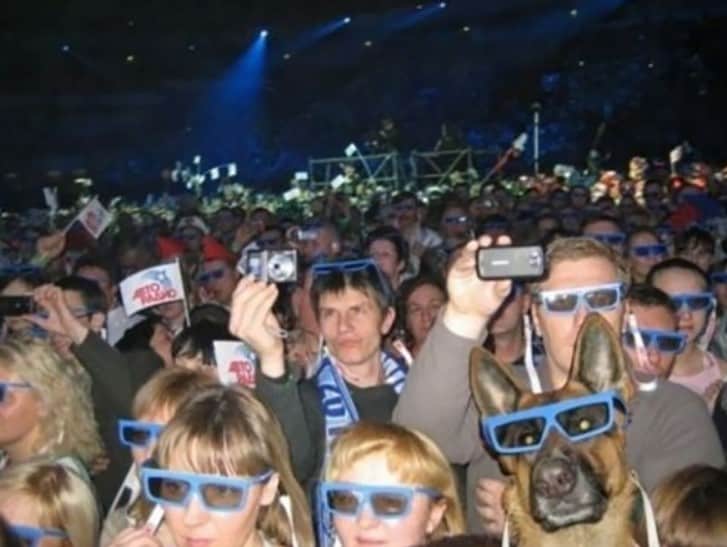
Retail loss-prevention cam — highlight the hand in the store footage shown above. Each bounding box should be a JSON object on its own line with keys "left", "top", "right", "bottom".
{"left": 26, "top": 285, "right": 89, "bottom": 345}
{"left": 229, "top": 277, "right": 285, "bottom": 378}
{"left": 443, "top": 235, "right": 513, "bottom": 339}
{"left": 476, "top": 478, "right": 507, "bottom": 538}
{"left": 232, "top": 222, "right": 261, "bottom": 251}
{"left": 108, "top": 528, "right": 163, "bottom": 547}
{"left": 36, "top": 232, "right": 66, "bottom": 261}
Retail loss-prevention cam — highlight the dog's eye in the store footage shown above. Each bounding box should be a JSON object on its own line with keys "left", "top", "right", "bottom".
{"left": 520, "top": 433, "right": 537, "bottom": 446}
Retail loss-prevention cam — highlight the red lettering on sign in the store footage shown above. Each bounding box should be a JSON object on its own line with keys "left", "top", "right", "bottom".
{"left": 132, "top": 283, "right": 178, "bottom": 307}
{"left": 228, "top": 360, "right": 256, "bottom": 388}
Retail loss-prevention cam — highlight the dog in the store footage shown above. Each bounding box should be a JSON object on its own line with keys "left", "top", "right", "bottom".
{"left": 470, "top": 314, "right": 640, "bottom": 547}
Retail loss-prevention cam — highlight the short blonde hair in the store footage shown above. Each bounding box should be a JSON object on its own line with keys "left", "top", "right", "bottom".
{"left": 654, "top": 465, "right": 727, "bottom": 547}
{"left": 0, "top": 337, "right": 104, "bottom": 469}
{"left": 531, "top": 236, "right": 630, "bottom": 293}
{"left": 132, "top": 367, "right": 219, "bottom": 420}
{"left": 324, "top": 422, "right": 465, "bottom": 540}
{"left": 0, "top": 458, "right": 99, "bottom": 547}
{"left": 128, "top": 367, "right": 220, "bottom": 523}
{"left": 154, "top": 385, "right": 314, "bottom": 547}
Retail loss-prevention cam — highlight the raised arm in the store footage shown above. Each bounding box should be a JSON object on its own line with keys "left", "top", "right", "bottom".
{"left": 393, "top": 235, "right": 513, "bottom": 464}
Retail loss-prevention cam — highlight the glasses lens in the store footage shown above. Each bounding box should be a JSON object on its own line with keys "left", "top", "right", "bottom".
{"left": 556, "top": 402, "right": 610, "bottom": 437}
{"left": 9, "top": 529, "right": 34, "bottom": 547}
{"left": 0, "top": 384, "right": 6, "bottom": 402}
{"left": 656, "top": 334, "right": 685, "bottom": 353}
{"left": 712, "top": 274, "right": 727, "bottom": 284}
{"left": 542, "top": 292, "right": 579, "bottom": 312}
{"left": 674, "top": 295, "right": 711, "bottom": 311}
{"left": 327, "top": 489, "right": 361, "bottom": 515}
{"left": 622, "top": 331, "right": 636, "bottom": 348}
{"left": 370, "top": 492, "right": 411, "bottom": 518}
{"left": 201, "top": 483, "right": 245, "bottom": 509}
{"left": 495, "top": 417, "right": 545, "bottom": 450}
{"left": 149, "top": 476, "right": 190, "bottom": 504}
{"left": 122, "top": 426, "right": 152, "bottom": 447}
{"left": 584, "top": 287, "right": 619, "bottom": 310}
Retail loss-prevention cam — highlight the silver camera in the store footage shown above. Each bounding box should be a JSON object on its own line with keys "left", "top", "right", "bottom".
{"left": 245, "top": 250, "right": 298, "bottom": 284}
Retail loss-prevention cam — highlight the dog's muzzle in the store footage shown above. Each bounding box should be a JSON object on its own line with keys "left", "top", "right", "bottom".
{"left": 530, "top": 446, "right": 607, "bottom": 531}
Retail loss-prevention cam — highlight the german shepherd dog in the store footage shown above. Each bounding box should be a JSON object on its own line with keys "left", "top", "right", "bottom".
{"left": 470, "top": 314, "right": 640, "bottom": 547}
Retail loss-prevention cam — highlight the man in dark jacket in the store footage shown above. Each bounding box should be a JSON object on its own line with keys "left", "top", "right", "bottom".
{"left": 229, "top": 259, "right": 405, "bottom": 488}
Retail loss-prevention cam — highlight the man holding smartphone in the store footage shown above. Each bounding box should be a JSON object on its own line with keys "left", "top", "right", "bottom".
{"left": 394, "top": 235, "right": 723, "bottom": 535}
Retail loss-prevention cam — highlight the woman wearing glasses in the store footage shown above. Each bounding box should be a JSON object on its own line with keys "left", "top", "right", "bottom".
{"left": 102, "top": 368, "right": 218, "bottom": 546}
{"left": 647, "top": 258, "right": 727, "bottom": 411}
{"left": 318, "top": 421, "right": 464, "bottom": 547}
{"left": 0, "top": 337, "right": 103, "bottom": 473}
{"left": 110, "top": 384, "right": 313, "bottom": 547}
{"left": 625, "top": 228, "right": 669, "bottom": 284}
{"left": 0, "top": 457, "right": 99, "bottom": 547}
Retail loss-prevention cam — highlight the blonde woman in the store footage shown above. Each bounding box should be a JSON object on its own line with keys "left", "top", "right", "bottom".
{"left": 0, "top": 457, "right": 99, "bottom": 547}
{"left": 653, "top": 464, "right": 727, "bottom": 547}
{"left": 319, "top": 422, "right": 465, "bottom": 547}
{"left": 101, "top": 368, "right": 220, "bottom": 546}
{"left": 109, "top": 384, "right": 314, "bottom": 547}
{"left": 0, "top": 336, "right": 103, "bottom": 471}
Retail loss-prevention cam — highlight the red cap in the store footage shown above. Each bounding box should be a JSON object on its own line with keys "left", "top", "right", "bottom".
{"left": 157, "top": 236, "right": 186, "bottom": 260}
{"left": 202, "top": 235, "right": 236, "bottom": 264}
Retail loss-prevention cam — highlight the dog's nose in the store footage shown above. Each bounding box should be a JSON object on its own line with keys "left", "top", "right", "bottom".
{"left": 533, "top": 458, "right": 577, "bottom": 499}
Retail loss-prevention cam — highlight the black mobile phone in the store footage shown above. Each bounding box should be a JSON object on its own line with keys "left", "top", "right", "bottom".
{"left": 476, "top": 245, "right": 545, "bottom": 281}
{"left": 0, "top": 296, "right": 36, "bottom": 317}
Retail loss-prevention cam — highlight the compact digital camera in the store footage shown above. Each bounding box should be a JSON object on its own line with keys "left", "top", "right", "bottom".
{"left": 245, "top": 250, "right": 298, "bottom": 284}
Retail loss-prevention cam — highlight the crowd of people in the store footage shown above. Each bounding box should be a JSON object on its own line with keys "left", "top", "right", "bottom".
{"left": 3, "top": 158, "right": 727, "bottom": 546}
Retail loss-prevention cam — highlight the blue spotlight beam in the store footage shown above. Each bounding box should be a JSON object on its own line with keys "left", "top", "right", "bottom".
{"left": 189, "top": 32, "right": 269, "bottom": 165}
{"left": 286, "top": 17, "right": 352, "bottom": 54}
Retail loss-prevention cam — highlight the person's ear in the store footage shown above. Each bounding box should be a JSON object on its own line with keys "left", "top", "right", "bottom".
{"left": 425, "top": 498, "right": 448, "bottom": 536}
{"left": 89, "top": 312, "right": 106, "bottom": 333}
{"left": 259, "top": 473, "right": 280, "bottom": 507}
{"left": 380, "top": 306, "right": 396, "bottom": 335}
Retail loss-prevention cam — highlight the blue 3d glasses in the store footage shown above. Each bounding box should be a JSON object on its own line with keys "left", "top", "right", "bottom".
{"left": 481, "top": 390, "right": 626, "bottom": 455}
{"left": 318, "top": 481, "right": 441, "bottom": 520}
{"left": 141, "top": 466, "right": 273, "bottom": 512}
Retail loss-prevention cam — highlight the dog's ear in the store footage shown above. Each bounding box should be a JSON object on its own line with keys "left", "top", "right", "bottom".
{"left": 569, "top": 313, "right": 632, "bottom": 398}
{"left": 470, "top": 346, "right": 523, "bottom": 417}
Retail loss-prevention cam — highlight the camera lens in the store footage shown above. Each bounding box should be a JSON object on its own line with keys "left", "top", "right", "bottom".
{"left": 267, "top": 253, "right": 296, "bottom": 283}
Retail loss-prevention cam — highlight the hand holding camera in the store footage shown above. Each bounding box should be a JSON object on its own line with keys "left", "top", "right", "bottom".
{"left": 444, "top": 236, "right": 543, "bottom": 339}
{"left": 228, "top": 277, "right": 286, "bottom": 379}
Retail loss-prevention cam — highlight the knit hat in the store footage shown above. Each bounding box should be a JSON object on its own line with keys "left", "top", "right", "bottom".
{"left": 157, "top": 236, "right": 186, "bottom": 260}
{"left": 201, "top": 236, "right": 236, "bottom": 264}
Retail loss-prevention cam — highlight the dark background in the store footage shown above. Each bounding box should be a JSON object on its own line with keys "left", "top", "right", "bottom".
{"left": 2, "top": 0, "right": 726, "bottom": 210}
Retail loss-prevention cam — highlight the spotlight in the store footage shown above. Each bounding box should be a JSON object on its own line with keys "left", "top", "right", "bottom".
{"left": 126, "top": 54, "right": 135, "bottom": 63}
{"left": 61, "top": 44, "right": 70, "bottom": 53}
{"left": 343, "top": 17, "right": 351, "bottom": 24}
{"left": 416, "top": 4, "right": 424, "bottom": 9}
{"left": 364, "top": 40, "right": 373, "bottom": 47}
{"left": 439, "top": 2, "right": 446, "bottom": 8}
{"left": 570, "top": 9, "right": 578, "bottom": 17}
{"left": 462, "top": 26, "right": 471, "bottom": 32}
{"left": 260, "top": 30, "right": 269, "bottom": 38}
{"left": 283, "top": 53, "right": 291, "bottom": 60}
{"left": 187, "top": 44, "right": 196, "bottom": 52}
